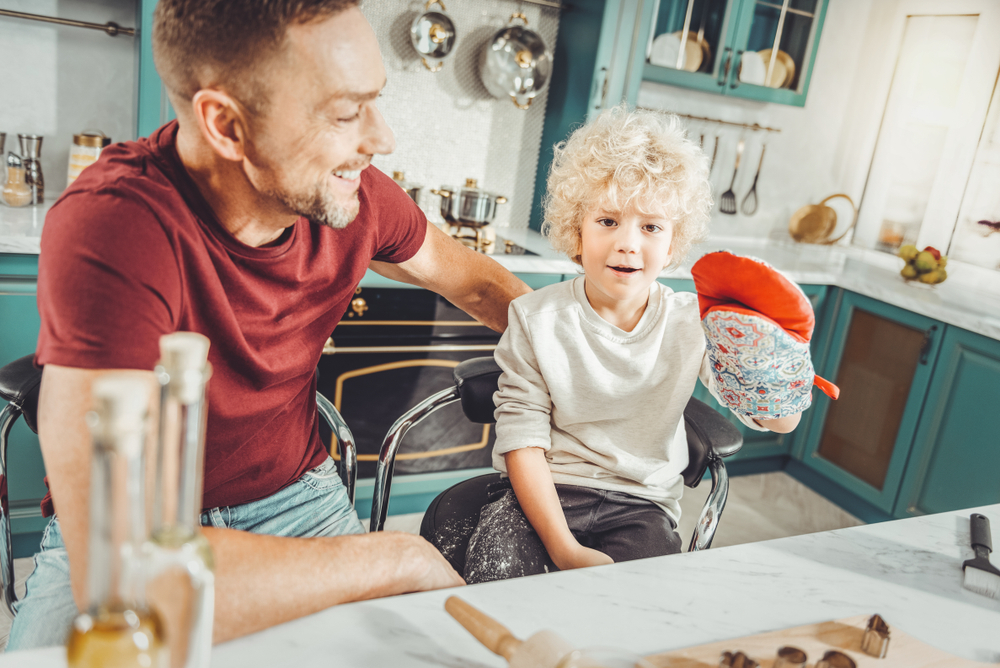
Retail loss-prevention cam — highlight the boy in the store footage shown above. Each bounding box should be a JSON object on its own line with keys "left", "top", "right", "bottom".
{"left": 463, "top": 106, "right": 805, "bottom": 584}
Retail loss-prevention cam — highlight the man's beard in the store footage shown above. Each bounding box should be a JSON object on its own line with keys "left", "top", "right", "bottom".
{"left": 268, "top": 178, "right": 359, "bottom": 230}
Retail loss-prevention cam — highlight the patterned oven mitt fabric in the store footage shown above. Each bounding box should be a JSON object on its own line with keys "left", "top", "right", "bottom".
{"left": 691, "top": 250, "right": 839, "bottom": 419}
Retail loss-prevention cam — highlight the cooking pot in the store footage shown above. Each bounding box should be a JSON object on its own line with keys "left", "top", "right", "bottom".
{"left": 410, "top": 0, "right": 457, "bottom": 72}
{"left": 432, "top": 179, "right": 507, "bottom": 225}
{"left": 392, "top": 171, "right": 422, "bottom": 203}
{"left": 479, "top": 13, "right": 552, "bottom": 109}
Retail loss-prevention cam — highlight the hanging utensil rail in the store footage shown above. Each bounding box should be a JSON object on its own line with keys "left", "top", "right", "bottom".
{"left": 641, "top": 109, "right": 781, "bottom": 133}
{"left": 0, "top": 9, "right": 135, "bottom": 37}
{"left": 512, "top": 0, "right": 565, "bottom": 9}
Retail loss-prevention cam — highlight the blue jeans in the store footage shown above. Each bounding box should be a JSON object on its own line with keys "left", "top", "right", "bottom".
{"left": 6, "top": 457, "right": 363, "bottom": 651}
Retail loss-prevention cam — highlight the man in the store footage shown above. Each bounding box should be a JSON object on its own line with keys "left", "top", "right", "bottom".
{"left": 8, "top": 0, "right": 530, "bottom": 650}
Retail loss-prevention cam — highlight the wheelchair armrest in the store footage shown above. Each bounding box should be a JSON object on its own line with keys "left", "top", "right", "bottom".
{"left": 681, "top": 397, "right": 743, "bottom": 488}
{"left": 453, "top": 357, "right": 501, "bottom": 424}
{"left": 0, "top": 354, "right": 42, "bottom": 433}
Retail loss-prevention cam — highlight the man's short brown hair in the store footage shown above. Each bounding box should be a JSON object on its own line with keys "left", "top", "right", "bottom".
{"left": 153, "top": 0, "right": 360, "bottom": 116}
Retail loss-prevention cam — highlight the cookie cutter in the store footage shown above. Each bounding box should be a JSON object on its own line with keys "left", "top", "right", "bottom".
{"left": 719, "top": 650, "right": 759, "bottom": 668}
{"left": 815, "top": 650, "right": 857, "bottom": 668}
{"left": 861, "top": 613, "right": 891, "bottom": 658}
{"left": 774, "top": 646, "right": 807, "bottom": 668}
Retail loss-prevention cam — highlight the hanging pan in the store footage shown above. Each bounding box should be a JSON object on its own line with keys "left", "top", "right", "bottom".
{"left": 410, "top": 0, "right": 457, "bottom": 72}
{"left": 479, "top": 13, "right": 552, "bottom": 110}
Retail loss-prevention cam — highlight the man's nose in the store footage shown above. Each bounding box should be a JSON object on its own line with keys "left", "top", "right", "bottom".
{"left": 361, "top": 104, "right": 395, "bottom": 156}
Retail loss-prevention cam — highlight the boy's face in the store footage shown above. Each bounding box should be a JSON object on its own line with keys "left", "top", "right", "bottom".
{"left": 579, "top": 201, "right": 674, "bottom": 316}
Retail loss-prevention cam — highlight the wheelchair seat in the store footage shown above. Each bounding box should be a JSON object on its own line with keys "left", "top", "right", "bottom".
{"left": 371, "top": 357, "right": 743, "bottom": 573}
{"left": 0, "top": 353, "right": 357, "bottom": 618}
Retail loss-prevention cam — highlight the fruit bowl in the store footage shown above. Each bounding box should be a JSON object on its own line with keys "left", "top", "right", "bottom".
{"left": 897, "top": 244, "right": 948, "bottom": 286}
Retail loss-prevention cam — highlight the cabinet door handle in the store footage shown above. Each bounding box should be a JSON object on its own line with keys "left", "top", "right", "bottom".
{"left": 594, "top": 66, "right": 609, "bottom": 109}
{"left": 718, "top": 47, "right": 732, "bottom": 86}
{"left": 919, "top": 325, "right": 938, "bottom": 365}
{"left": 729, "top": 50, "right": 744, "bottom": 88}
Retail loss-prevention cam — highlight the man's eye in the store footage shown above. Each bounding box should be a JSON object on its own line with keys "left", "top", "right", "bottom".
{"left": 338, "top": 113, "right": 360, "bottom": 123}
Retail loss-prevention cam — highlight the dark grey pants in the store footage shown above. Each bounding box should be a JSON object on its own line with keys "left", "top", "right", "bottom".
{"left": 463, "top": 480, "right": 682, "bottom": 584}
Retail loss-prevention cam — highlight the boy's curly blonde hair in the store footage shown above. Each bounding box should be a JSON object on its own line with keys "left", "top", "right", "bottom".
{"left": 542, "top": 105, "right": 711, "bottom": 268}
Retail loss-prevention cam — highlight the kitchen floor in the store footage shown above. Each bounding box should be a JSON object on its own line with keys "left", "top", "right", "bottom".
{"left": 0, "top": 471, "right": 861, "bottom": 651}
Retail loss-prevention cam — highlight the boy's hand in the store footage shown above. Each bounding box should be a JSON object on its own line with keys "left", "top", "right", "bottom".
{"left": 692, "top": 251, "right": 839, "bottom": 420}
{"left": 550, "top": 541, "right": 614, "bottom": 571}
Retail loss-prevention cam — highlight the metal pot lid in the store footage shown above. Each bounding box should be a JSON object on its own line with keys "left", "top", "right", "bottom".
{"left": 410, "top": 0, "right": 456, "bottom": 72}
{"left": 459, "top": 178, "right": 507, "bottom": 203}
{"left": 480, "top": 13, "right": 552, "bottom": 109}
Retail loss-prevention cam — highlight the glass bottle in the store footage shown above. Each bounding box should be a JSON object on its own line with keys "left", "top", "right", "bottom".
{"left": 66, "top": 376, "right": 168, "bottom": 668}
{"left": 150, "top": 332, "right": 214, "bottom": 668}
{"left": 3, "top": 153, "right": 32, "bottom": 208}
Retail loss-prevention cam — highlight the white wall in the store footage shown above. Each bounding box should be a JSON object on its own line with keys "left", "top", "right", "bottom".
{"left": 0, "top": 0, "right": 138, "bottom": 197}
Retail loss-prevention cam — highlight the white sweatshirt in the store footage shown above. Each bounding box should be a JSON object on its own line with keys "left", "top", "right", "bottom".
{"left": 492, "top": 277, "right": 763, "bottom": 523}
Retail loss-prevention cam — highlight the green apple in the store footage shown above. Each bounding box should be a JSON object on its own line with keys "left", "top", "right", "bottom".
{"left": 898, "top": 245, "right": 919, "bottom": 262}
{"left": 914, "top": 251, "right": 938, "bottom": 273}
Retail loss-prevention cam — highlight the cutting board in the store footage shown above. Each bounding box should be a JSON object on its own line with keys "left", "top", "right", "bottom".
{"left": 644, "top": 614, "right": 989, "bottom": 667}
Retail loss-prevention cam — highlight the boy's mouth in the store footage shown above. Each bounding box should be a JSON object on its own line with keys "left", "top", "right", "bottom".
{"left": 609, "top": 265, "right": 641, "bottom": 274}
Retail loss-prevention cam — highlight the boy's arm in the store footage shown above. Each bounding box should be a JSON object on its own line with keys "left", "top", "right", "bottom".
{"left": 505, "top": 448, "right": 613, "bottom": 570}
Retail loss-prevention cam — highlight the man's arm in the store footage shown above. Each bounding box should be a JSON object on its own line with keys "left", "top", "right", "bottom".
{"left": 369, "top": 222, "right": 532, "bottom": 333}
{"left": 39, "top": 364, "right": 464, "bottom": 645}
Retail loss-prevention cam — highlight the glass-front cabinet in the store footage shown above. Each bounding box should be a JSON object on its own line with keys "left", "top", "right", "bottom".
{"left": 641, "top": 0, "right": 829, "bottom": 106}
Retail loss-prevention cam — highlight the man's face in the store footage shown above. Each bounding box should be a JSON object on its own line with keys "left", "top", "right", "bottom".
{"left": 242, "top": 8, "right": 394, "bottom": 229}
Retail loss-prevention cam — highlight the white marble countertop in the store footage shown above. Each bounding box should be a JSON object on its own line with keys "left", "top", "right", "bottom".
{"left": 4, "top": 205, "right": 1000, "bottom": 342}
{"left": 4, "top": 504, "right": 998, "bottom": 667}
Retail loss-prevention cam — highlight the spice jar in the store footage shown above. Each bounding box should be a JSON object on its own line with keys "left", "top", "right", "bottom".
{"left": 68, "top": 131, "right": 111, "bottom": 186}
{"left": 3, "top": 153, "right": 32, "bottom": 207}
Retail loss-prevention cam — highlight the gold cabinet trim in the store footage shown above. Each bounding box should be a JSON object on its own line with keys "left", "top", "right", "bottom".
{"left": 323, "top": 341, "right": 496, "bottom": 355}
{"left": 329, "top": 358, "right": 492, "bottom": 461}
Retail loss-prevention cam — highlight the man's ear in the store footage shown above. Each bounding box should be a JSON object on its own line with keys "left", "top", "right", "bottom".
{"left": 191, "top": 89, "right": 250, "bottom": 163}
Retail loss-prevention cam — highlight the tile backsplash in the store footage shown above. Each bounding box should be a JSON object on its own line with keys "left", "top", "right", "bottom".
{"left": 362, "top": 1, "right": 560, "bottom": 230}
{"left": 0, "top": 0, "right": 138, "bottom": 198}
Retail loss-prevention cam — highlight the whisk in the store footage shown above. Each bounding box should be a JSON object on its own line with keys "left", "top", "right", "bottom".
{"left": 740, "top": 145, "right": 766, "bottom": 216}
{"left": 719, "top": 138, "right": 744, "bottom": 215}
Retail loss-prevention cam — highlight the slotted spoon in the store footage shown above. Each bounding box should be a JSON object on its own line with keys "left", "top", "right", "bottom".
{"left": 740, "top": 144, "right": 766, "bottom": 216}
{"left": 719, "top": 138, "right": 744, "bottom": 215}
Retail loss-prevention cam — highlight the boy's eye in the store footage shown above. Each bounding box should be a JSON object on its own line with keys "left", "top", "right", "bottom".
{"left": 597, "top": 218, "right": 617, "bottom": 227}
{"left": 643, "top": 224, "right": 662, "bottom": 233}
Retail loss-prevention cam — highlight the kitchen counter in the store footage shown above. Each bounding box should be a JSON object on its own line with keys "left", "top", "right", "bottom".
{"left": 4, "top": 504, "right": 998, "bottom": 667}
{"left": 4, "top": 204, "right": 1000, "bottom": 341}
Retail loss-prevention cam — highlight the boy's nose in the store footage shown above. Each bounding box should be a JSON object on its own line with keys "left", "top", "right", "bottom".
{"left": 614, "top": 225, "right": 641, "bottom": 252}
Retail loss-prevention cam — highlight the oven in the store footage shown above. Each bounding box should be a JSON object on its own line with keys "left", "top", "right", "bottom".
{"left": 317, "top": 286, "right": 501, "bottom": 479}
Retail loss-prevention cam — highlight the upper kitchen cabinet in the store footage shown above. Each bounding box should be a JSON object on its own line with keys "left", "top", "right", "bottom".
{"left": 638, "top": 0, "right": 829, "bottom": 107}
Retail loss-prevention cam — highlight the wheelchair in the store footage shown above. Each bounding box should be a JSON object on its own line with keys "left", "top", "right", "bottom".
{"left": 0, "top": 354, "right": 358, "bottom": 618}
{"left": 369, "top": 357, "right": 743, "bottom": 575}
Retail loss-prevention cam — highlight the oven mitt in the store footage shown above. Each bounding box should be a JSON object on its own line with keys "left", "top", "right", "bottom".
{"left": 691, "top": 250, "right": 839, "bottom": 419}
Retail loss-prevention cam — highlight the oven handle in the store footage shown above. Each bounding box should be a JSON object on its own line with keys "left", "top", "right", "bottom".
{"left": 323, "top": 343, "right": 497, "bottom": 354}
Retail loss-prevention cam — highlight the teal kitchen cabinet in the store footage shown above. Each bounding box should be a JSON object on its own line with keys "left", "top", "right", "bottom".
{"left": 638, "top": 0, "right": 829, "bottom": 107}
{"left": 0, "top": 255, "right": 47, "bottom": 557}
{"left": 789, "top": 290, "right": 944, "bottom": 521}
{"left": 893, "top": 326, "right": 1000, "bottom": 518}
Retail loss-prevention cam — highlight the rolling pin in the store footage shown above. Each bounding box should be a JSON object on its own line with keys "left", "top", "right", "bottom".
{"left": 445, "top": 596, "right": 575, "bottom": 668}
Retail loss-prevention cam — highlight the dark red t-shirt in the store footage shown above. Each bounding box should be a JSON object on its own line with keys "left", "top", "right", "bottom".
{"left": 36, "top": 121, "right": 426, "bottom": 512}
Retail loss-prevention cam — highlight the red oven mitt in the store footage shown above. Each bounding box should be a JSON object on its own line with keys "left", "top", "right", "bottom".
{"left": 691, "top": 251, "right": 839, "bottom": 419}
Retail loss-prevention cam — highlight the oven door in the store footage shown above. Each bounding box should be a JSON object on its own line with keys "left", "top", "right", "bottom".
{"left": 317, "top": 287, "right": 501, "bottom": 479}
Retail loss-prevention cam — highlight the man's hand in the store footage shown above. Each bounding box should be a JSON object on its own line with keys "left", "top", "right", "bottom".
{"left": 370, "top": 222, "right": 531, "bottom": 333}
{"left": 550, "top": 541, "right": 614, "bottom": 572}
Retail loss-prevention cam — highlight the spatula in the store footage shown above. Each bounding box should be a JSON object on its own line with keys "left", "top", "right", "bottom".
{"left": 719, "top": 138, "right": 744, "bottom": 215}
{"left": 741, "top": 144, "right": 766, "bottom": 216}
